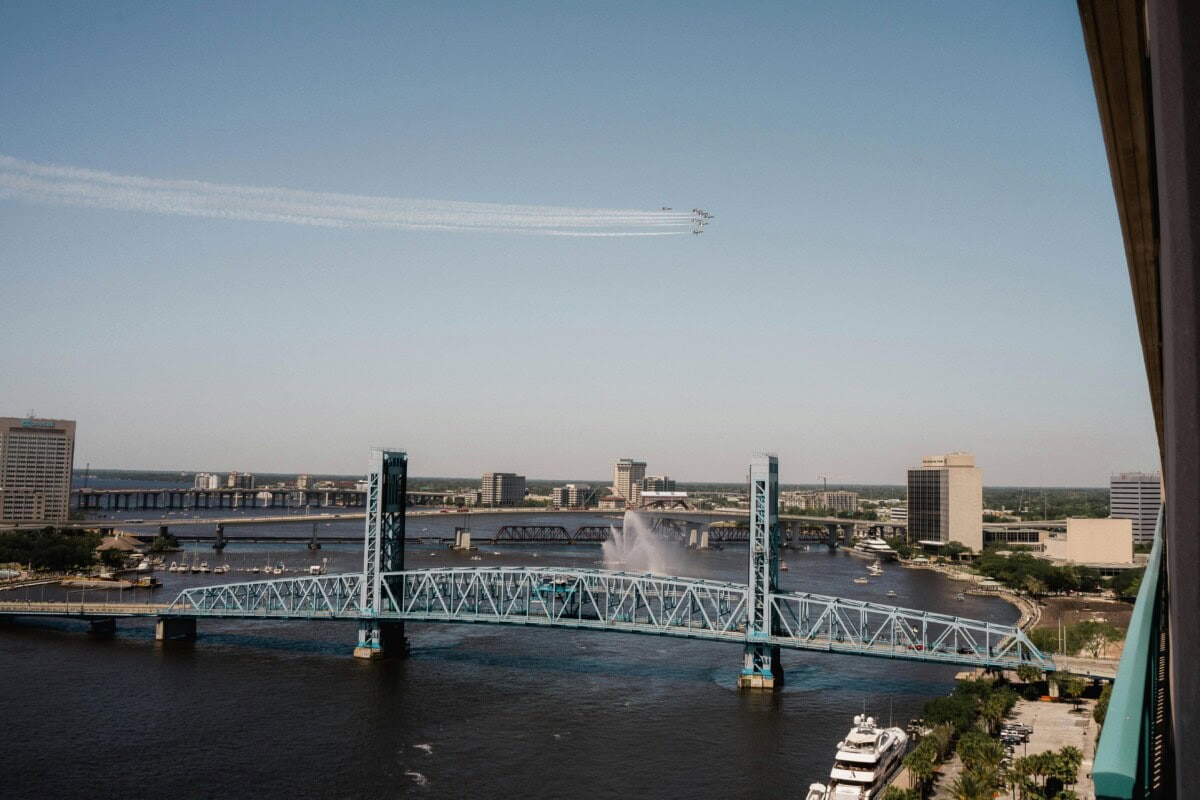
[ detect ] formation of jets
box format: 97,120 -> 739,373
659,206 -> 713,234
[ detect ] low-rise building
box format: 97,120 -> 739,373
598,495 -> 627,510
1043,518 -> 1134,566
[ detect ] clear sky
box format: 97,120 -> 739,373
0,1 -> 1159,486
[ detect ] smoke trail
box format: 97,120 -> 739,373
0,155 -> 705,237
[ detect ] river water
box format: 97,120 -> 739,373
0,511 -> 1015,799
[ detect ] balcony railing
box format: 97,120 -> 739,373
1094,509 -> 1171,799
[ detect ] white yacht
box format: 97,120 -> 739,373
849,538 -> 898,561
814,714 -> 908,800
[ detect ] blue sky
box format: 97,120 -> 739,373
0,1 -> 1158,485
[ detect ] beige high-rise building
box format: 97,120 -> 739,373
907,452 -> 983,551
0,416 -> 76,524
613,458 -> 647,507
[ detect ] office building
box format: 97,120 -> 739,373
906,453 -> 983,551
226,471 -> 255,490
613,458 -> 647,507
296,473 -> 314,490
551,483 -> 594,509
193,472 -> 220,490
1110,472 -> 1162,545
642,475 -> 676,493
481,472 -> 526,506
0,416 -> 76,524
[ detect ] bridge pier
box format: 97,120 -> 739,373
89,618 -> 117,637
155,616 -> 196,641
739,642 -> 784,689
354,619 -> 408,660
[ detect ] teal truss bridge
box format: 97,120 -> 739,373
0,450 -> 1055,686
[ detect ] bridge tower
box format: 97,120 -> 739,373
740,453 -> 783,689
354,448 -> 409,659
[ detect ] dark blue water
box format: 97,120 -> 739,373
0,519 -> 1014,799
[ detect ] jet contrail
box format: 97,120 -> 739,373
0,155 -> 708,237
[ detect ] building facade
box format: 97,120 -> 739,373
194,472 -> 220,490
613,458 -> 647,507
481,472 -> 526,506
906,453 -> 983,551
1110,471 -> 1162,545
551,483 -> 594,509
226,471 -> 255,490
641,475 -> 676,493
0,416 -> 76,524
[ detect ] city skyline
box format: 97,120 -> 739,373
0,2 -> 1159,485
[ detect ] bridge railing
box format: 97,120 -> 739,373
1094,510 -> 1170,799
768,591 -> 1051,669
156,566 -> 1052,672
376,567 -> 749,640
167,573 -> 364,617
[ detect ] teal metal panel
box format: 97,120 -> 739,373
1094,509 -> 1164,799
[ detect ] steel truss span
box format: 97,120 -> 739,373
164,567 -> 1052,670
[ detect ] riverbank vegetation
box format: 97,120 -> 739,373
883,676 -> 1083,800
0,527 -> 101,571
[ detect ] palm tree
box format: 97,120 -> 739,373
949,769 -> 991,800
982,693 -> 1008,735
903,745 -> 937,799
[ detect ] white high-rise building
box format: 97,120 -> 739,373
1110,472 -> 1162,545
907,453 -> 983,551
194,472 -> 220,490
0,416 -> 76,524
613,458 -> 647,507
551,483 -> 594,509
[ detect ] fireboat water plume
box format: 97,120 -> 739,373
600,510 -> 682,575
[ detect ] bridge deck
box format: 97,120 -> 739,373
0,567 -> 1069,673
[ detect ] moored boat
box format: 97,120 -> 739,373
849,538 -> 898,561
821,714 -> 908,799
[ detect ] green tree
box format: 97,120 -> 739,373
1017,663 -> 1044,686
881,789 -> 921,800
1094,683 -> 1113,727
981,693 -> 1010,735
1054,673 -> 1086,710
949,768 -> 993,800
1074,620 -> 1122,659
902,741 -> 938,798
150,532 -> 179,552
943,540 -> 971,562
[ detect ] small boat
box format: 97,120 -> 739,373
956,592 -> 965,601
470,555 -> 482,561
886,590 -> 898,598
198,562 -> 210,574
780,562 -> 790,572
136,559 -> 152,573
168,562 -> 180,573
853,577 -> 869,584
250,565 -> 260,574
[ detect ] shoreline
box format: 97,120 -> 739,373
896,558 -> 1040,630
